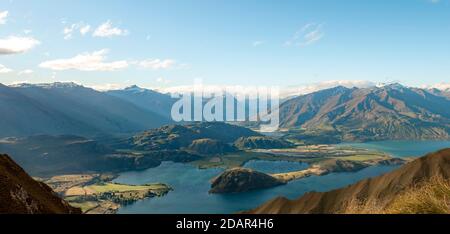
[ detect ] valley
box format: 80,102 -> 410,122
1,82 -> 450,214
2,0 -> 450,218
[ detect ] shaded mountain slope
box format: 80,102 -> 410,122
0,154 -> 81,214
246,148 -> 450,214
106,85 -> 175,118
0,83 -> 170,137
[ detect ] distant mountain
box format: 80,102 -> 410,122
0,83 -> 170,137
106,85 -> 175,118
428,88 -> 450,100
246,148 -> 450,214
187,138 -> 237,155
279,84 -> 450,141
234,136 -> 293,150
0,154 -> 81,214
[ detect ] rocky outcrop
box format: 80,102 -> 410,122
209,168 -> 286,194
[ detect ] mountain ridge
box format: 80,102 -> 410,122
279,84 -> 450,142
106,85 -> 175,118
0,82 -> 171,137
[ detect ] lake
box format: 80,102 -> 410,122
114,140 -> 450,214
338,140 -> 450,157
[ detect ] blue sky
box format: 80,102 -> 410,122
0,0 -> 449,92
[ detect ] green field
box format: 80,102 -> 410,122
87,183 -> 168,193
190,151 -> 299,169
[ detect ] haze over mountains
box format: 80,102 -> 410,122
279,83 -> 450,141
106,85 -> 175,118
0,83 -> 171,137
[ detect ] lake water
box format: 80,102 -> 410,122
115,162 -> 397,214
339,140 -> 450,157
114,140 -> 450,214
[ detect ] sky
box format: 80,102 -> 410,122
0,0 -> 449,93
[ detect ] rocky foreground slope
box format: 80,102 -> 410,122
246,148 -> 450,214
0,154 -> 81,214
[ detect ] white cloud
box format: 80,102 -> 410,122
138,59 -> 176,70
63,24 -> 76,40
0,11 -> 8,25
281,80 -> 376,98
0,36 -> 40,54
23,29 -> 32,34
39,49 -> 129,71
93,21 -> 128,38
159,80 -> 374,100
0,11 -> 9,24
18,69 -> 34,75
285,23 -> 325,47
80,25 -> 91,35
89,83 -> 128,91
422,82 -> 450,91
0,64 -> 13,73
63,22 -> 91,40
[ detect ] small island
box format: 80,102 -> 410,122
209,168 -> 286,194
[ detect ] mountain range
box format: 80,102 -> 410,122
1,82 -> 450,142
279,84 -> 450,142
0,83 -> 171,137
